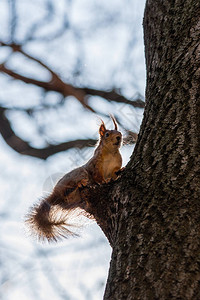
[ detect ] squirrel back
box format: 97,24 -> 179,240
26,117 -> 122,242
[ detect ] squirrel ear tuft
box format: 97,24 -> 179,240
99,120 -> 106,137
110,114 -> 118,130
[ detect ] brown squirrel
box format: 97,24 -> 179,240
26,116 -> 122,242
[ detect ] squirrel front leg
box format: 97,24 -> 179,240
109,167 -> 124,181
114,167 -> 125,177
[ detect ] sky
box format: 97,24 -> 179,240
0,0 -> 146,299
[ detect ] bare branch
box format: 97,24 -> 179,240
0,40 -> 142,159
0,107 -> 96,159
0,63 -> 52,89
82,88 -> 145,108
123,131 -> 138,144
24,1 -> 70,42
9,0 -> 17,41
0,42 -> 145,109
0,105 -> 137,159
0,61 -> 95,112
24,0 -> 55,42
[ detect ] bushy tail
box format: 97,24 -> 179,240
25,191 -> 84,242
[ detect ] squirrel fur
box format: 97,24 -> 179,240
26,116 -> 122,242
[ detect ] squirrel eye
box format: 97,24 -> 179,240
105,132 -> 109,137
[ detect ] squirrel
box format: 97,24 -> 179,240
26,116 -> 122,242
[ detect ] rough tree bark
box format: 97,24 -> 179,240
82,0 -> 200,299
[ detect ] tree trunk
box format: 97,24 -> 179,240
95,0 -> 200,299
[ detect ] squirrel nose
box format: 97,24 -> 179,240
116,136 -> 121,141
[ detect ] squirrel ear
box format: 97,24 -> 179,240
110,114 -> 118,130
99,121 -> 106,137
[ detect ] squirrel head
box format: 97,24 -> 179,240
99,116 -> 122,150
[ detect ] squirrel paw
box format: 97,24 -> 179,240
115,167 -> 125,176
105,178 -> 111,183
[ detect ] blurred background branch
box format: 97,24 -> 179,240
0,0 -> 145,160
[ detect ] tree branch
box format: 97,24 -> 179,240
0,42 -> 145,109
0,105 -> 137,159
80,177 -> 122,247
0,107 -> 96,159
0,41 -> 142,158
82,87 -> 145,108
